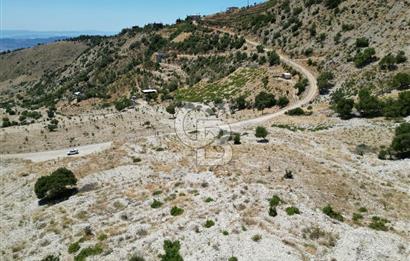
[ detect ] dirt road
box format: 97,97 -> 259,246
0,29 -> 318,162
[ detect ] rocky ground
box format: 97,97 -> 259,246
1,103 -> 409,261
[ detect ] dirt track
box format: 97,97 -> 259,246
0,29 -> 318,162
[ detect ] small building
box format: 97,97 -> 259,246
227,7 -> 239,13
186,15 -> 201,22
155,52 -> 167,63
282,73 -> 292,80
142,89 -> 158,94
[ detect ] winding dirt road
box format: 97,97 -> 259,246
0,29 -> 318,162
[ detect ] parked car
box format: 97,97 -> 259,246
67,149 -> 79,156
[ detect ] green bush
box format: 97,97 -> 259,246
74,244 -> 103,261
228,257 -> 238,261
369,216 -> 390,231
166,104 -> 176,117
352,213 -> 363,222
68,241 -> 81,254
396,51 -> 407,64
41,255 -> 60,261
355,88 -> 382,117
151,199 -> 163,209
354,48 -> 376,68
335,97 -> 354,119
34,168 -> 77,201
255,126 -> 268,141
267,51 -> 280,65
286,207 -> 300,216
295,78 -> 308,95
234,133 -> 241,145
379,54 -> 397,71
355,37 -> 369,48
115,97 -> 132,111
129,254 -> 146,261
317,72 -> 334,94
287,107 -> 305,116
390,72 -> 410,90
254,92 -> 276,111
325,0 -> 343,9
204,220 -> 215,228
170,206 -> 184,216
390,123 -> 410,159
269,195 -> 281,207
160,240 -> 183,261
277,96 -> 289,108
322,204 -> 344,222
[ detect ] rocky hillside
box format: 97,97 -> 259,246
206,0 -> 410,95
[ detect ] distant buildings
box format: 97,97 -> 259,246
227,7 -> 239,13
282,73 -> 292,80
186,15 -> 201,22
155,52 -> 167,63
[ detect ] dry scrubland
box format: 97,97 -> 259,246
1,103 -> 409,260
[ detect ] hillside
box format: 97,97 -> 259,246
206,0 -> 410,95
0,1 -> 410,261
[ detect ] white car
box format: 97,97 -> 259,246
67,149 -> 79,156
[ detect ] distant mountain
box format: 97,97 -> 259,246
0,30 -> 117,51
0,37 -> 69,52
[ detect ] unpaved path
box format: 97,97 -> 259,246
0,28 -> 318,162
0,142 -> 112,162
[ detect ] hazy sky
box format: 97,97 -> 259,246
2,0 -> 264,32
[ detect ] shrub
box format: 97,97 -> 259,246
396,51 -> 407,64
355,88 -> 382,117
379,54 -> 397,70
335,97 -> 354,119
277,96 -> 290,108
2,117 -> 12,128
234,133 -> 241,145
355,37 -> 369,48
74,244 -> 103,261
269,195 -> 281,207
317,72 -> 334,94
252,234 -> 262,242
390,123 -> 410,159
322,204 -> 344,222
352,213 -> 363,222
325,0 -> 343,9
256,45 -> 264,53
160,240 -> 183,261
204,197 -> 214,203
115,97 -> 132,111
41,255 -> 60,261
358,207 -> 368,212
255,126 -> 268,141
390,72 -> 410,90
34,168 -> 77,201
129,254 -> 146,261
228,257 -> 238,261
369,216 -> 390,231
47,124 -> 58,132
68,241 -> 81,254
354,48 -> 377,68
269,206 -> 277,217
286,207 -> 300,216
234,96 -> 247,110
295,78 -> 308,95
222,230 -> 229,236
287,107 -> 305,116
204,220 -> 215,228
267,51 -> 280,65
255,91 -> 276,111
166,104 -> 176,117
151,199 -> 163,209
284,170 -> 294,179
170,206 -> 184,216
